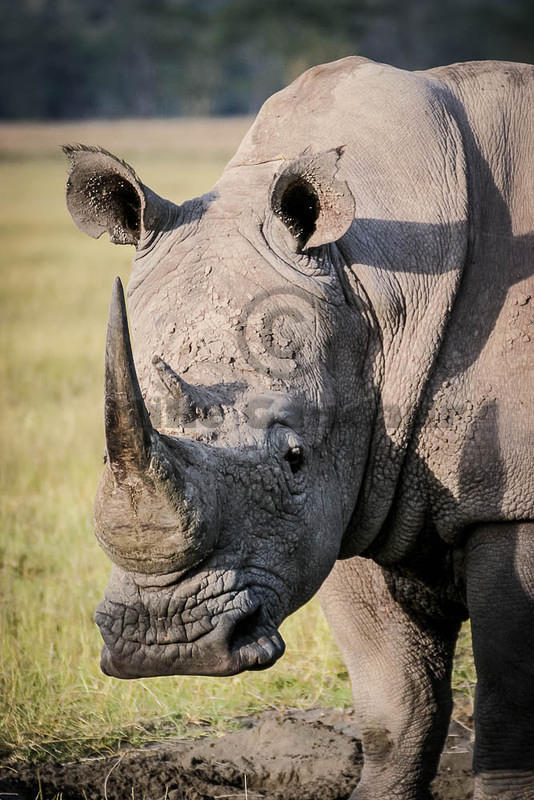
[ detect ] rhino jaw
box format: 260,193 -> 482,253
94,571 -> 286,678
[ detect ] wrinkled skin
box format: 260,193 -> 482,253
65,58 -> 534,799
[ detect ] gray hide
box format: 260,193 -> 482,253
65,57 -> 534,800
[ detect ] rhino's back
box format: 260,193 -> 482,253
228,55 -> 452,168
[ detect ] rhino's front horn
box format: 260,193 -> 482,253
94,278 -> 218,575
105,277 -> 152,478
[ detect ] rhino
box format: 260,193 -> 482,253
64,56 -> 534,800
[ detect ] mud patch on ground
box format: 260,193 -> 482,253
0,709 -> 473,800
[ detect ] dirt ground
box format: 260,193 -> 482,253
0,709 -> 474,800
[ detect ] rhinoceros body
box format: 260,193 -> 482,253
65,57 -> 534,799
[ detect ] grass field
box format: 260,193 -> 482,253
0,118 -> 475,764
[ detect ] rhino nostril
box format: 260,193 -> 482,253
229,605 -> 263,651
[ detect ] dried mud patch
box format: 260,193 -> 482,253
0,710 -> 473,800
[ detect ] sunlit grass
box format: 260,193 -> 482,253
0,120 -> 475,764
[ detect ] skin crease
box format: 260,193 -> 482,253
64,57 -> 534,800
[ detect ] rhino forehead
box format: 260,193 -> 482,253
126,222 -> 344,399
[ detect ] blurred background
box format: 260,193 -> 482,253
2,0 -> 534,121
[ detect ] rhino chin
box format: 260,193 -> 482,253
94,582 -> 286,679
99,630 -> 285,679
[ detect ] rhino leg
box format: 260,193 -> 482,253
466,523 -> 534,800
320,556 -> 460,800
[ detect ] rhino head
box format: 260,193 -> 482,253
64,140 -> 372,678
65,59 -> 468,678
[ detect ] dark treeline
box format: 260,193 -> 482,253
3,0 -> 534,120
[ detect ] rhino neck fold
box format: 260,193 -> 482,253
339,84 -> 470,561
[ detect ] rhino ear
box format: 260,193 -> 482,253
271,148 -> 355,250
63,145 -> 173,246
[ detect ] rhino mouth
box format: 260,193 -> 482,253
94,574 -> 286,679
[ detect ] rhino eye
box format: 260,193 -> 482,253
284,445 -> 304,474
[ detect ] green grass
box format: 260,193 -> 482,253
0,120 -> 475,764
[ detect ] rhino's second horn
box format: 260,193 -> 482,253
152,354 -> 222,424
